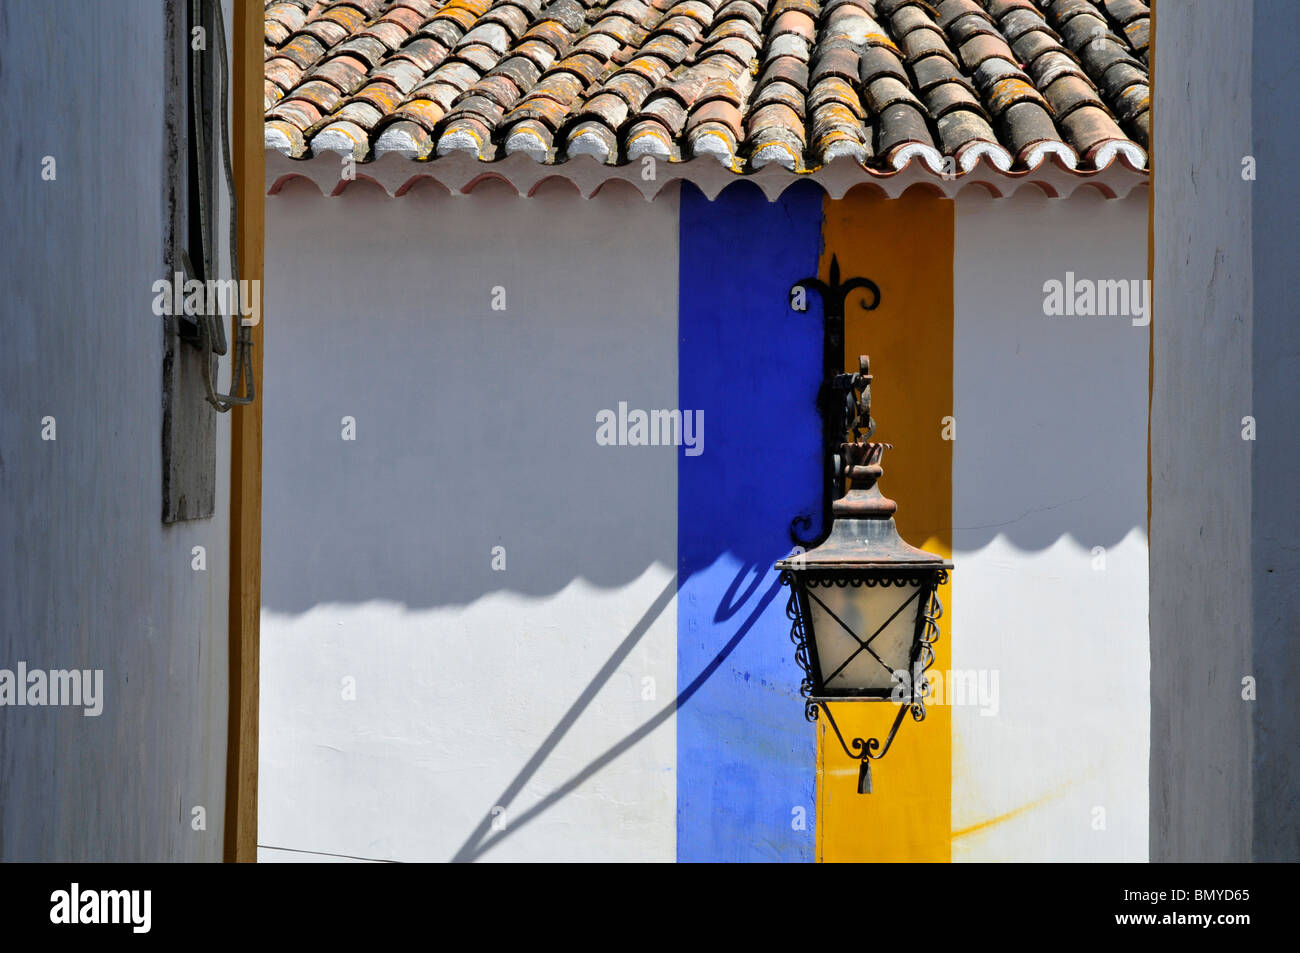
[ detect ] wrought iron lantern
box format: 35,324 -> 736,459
776,355 -> 951,794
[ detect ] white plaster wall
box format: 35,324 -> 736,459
1248,0 -> 1300,862
0,0 -> 232,860
259,178 -> 679,862
952,189 -> 1150,861
1151,0 -> 1255,862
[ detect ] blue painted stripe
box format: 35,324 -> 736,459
676,181 -> 825,861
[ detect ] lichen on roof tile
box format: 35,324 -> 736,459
263,0 -> 1149,177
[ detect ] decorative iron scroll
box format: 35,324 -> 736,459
782,571 -> 815,701
809,575 -> 929,588
789,257 -> 880,549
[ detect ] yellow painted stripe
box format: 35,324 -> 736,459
816,190 -> 954,863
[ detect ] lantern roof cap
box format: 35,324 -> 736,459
776,442 -> 951,573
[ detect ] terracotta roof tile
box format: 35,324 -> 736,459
265,0 -> 1149,176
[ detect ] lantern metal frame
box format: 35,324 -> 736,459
781,565 -> 947,780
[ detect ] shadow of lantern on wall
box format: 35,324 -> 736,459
778,263 -> 952,794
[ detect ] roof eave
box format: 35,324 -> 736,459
265,147 -> 1150,201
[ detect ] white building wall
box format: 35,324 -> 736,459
951,189 -> 1150,861
262,177 -> 1151,862
0,0 -> 232,861
1151,0 -> 1256,862
259,178 -> 679,862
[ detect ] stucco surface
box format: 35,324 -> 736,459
0,0 -> 231,861
1150,0 -> 1255,862
261,171 -> 1157,861
1249,0 -> 1300,863
953,189 -> 1150,861
676,182 -> 822,862
259,178 -> 680,861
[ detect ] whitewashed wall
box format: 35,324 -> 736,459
262,177 -> 1150,862
1151,0 -> 1257,862
259,178 -> 680,862
0,0 -> 232,861
951,189 -> 1150,861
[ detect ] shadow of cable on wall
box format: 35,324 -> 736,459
451,568 -> 785,862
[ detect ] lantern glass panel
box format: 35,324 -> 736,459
806,577 -> 924,695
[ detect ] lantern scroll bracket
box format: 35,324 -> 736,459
789,256 -> 881,550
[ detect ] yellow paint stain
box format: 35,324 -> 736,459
816,188 -> 954,863
952,798 -> 1051,841
951,778 -> 1075,859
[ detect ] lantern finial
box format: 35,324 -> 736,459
831,355 -> 899,520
